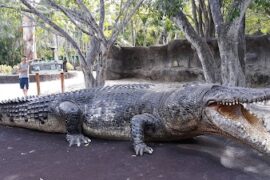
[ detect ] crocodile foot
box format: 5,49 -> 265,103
66,134 -> 91,147
134,143 -> 154,156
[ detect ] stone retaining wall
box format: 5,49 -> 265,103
107,35 -> 270,86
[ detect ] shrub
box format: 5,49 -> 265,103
66,62 -> 74,71
12,65 -> 19,74
0,64 -> 12,74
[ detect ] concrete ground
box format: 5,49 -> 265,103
0,71 -> 270,180
0,126 -> 269,180
0,71 -> 86,101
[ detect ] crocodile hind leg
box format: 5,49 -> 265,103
131,113 -> 159,156
58,101 -> 91,147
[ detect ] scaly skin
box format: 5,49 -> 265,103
1,84 -> 270,156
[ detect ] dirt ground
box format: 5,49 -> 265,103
0,71 -> 269,180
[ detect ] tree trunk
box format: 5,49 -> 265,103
95,51 -> 108,87
22,14 -> 36,60
82,68 -> 96,88
82,36 -> 109,88
198,2 -> 204,37
173,11 -> 220,83
195,40 -> 220,83
82,37 -> 100,88
191,0 -> 199,34
207,1 -> 215,38
143,23 -> 147,46
131,20 -> 136,46
218,32 -> 246,86
238,16 -> 246,75
209,0 -> 251,86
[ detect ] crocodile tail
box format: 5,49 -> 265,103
0,95 -> 49,123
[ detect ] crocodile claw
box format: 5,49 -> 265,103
134,143 -> 153,156
66,134 -> 91,147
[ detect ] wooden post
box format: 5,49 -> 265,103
60,72 -> 64,93
35,73 -> 40,95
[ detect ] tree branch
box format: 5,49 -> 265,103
199,0 -> 209,37
209,0 -> 223,34
0,3 -> 34,13
226,0 -> 252,35
23,12 -> 65,37
191,0 -> 199,34
76,0 -> 107,46
109,0 -> 144,46
99,0 -> 105,31
113,0 -> 133,30
46,0 -> 93,36
172,9 -> 218,83
0,3 -> 64,37
19,0 -> 88,67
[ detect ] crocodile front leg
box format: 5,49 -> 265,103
131,113 -> 159,156
58,101 -> 91,147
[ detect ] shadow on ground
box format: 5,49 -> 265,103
1,126 -> 270,180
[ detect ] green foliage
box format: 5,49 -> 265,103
0,8 -> 23,66
153,0 -> 184,17
35,27 -> 53,59
0,0 -> 269,64
226,7 -> 241,22
254,0 -> 270,10
246,0 -> 270,34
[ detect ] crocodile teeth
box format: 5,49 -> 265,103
262,139 -> 267,146
236,122 -> 244,128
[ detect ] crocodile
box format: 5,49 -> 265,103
1,84 -> 270,156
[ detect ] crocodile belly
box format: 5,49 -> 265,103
83,105 -> 132,140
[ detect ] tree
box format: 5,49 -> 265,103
155,0 -> 252,86
4,0 -> 144,88
22,3 -> 37,61
118,2 -> 182,47
0,6 -> 23,66
209,0 -> 251,86
190,0 -> 215,38
155,0 -> 220,84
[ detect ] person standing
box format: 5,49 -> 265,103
18,57 -> 32,96
63,59 -> 68,72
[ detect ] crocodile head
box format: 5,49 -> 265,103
201,85 -> 270,155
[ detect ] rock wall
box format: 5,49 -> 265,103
107,35 -> 270,86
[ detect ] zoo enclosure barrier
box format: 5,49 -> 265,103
34,72 -> 65,95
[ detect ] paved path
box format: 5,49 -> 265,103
0,71 -> 177,101
0,71 -> 85,101
0,126 -> 268,180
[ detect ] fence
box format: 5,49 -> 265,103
35,72 -> 65,95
